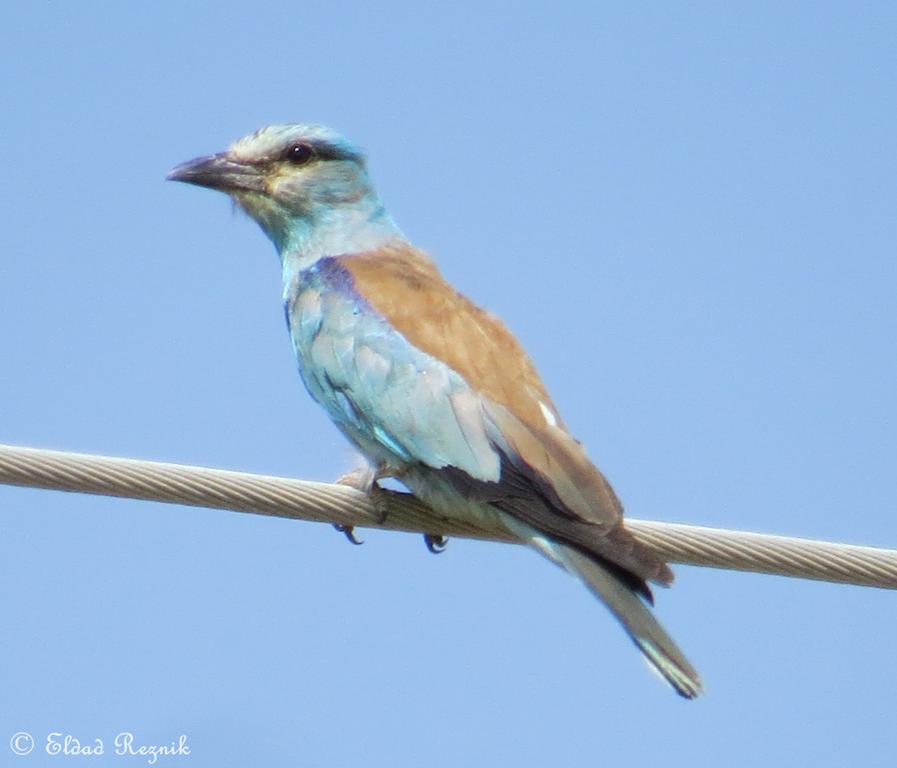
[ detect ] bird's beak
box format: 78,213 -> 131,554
166,152 -> 266,193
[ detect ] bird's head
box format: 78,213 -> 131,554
168,124 -> 393,256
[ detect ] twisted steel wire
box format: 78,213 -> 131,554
1,443 -> 895,589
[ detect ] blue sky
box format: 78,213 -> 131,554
2,2 -> 896,766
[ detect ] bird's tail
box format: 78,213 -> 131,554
501,516 -> 702,699
559,543 -> 702,698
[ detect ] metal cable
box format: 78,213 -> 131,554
1,442 -> 895,589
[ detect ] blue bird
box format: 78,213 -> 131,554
168,124 -> 702,698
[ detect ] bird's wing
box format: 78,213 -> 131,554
337,244 -> 568,433
290,243 -> 671,585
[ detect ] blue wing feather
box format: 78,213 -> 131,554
284,263 -> 501,481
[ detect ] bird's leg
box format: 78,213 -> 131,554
333,461 -> 397,543
334,463 -> 381,493
334,464 -> 447,553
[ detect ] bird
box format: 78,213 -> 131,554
167,123 -> 702,698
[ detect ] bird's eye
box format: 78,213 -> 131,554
285,143 -> 314,165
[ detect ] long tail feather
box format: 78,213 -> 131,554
502,515 -> 702,698
560,544 -> 702,698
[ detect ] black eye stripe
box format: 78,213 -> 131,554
310,144 -> 353,162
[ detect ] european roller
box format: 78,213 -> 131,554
168,124 -> 702,698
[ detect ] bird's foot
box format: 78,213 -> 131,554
333,463 -> 397,542
424,533 -> 448,554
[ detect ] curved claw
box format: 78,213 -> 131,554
424,533 -> 448,554
333,523 -> 364,545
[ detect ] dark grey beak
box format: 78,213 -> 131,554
166,152 -> 266,193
